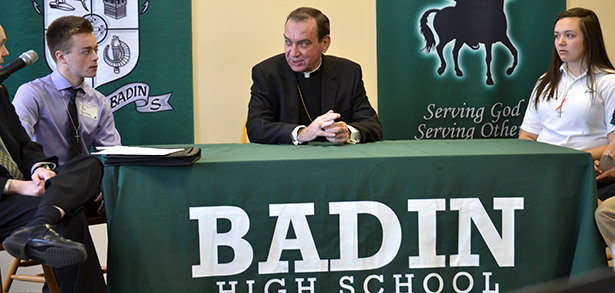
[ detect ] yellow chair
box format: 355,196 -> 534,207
241,118 -> 248,143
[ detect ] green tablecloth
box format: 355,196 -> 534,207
101,139 -> 606,292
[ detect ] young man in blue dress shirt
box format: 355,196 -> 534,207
12,16 -> 121,166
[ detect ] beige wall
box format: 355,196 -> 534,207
192,0 -> 615,144
567,0 -> 615,62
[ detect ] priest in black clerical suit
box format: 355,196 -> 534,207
247,7 -> 382,145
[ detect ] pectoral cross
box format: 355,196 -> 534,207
555,92 -> 568,118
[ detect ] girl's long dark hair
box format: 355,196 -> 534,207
533,7 -> 614,108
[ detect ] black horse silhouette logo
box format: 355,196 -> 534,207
420,0 -> 518,85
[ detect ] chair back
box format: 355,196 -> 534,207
241,118 -> 248,143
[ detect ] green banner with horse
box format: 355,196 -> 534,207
377,0 -> 566,140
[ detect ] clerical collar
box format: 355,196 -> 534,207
302,58 -> 322,78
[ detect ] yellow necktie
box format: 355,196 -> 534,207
0,148 -> 24,180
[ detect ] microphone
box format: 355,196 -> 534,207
0,50 -> 38,84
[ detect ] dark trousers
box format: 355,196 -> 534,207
0,155 -> 107,293
598,181 -> 615,201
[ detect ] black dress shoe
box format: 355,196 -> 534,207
2,224 -> 87,268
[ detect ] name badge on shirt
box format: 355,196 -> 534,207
79,103 -> 99,120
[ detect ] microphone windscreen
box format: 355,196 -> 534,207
20,50 -> 38,66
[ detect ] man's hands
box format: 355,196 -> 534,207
7,167 -> 56,197
596,151 -> 615,182
94,192 -> 106,215
297,110 -> 349,144
32,167 -> 56,185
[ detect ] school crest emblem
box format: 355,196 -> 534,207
36,0 -> 143,88
34,0 -> 172,113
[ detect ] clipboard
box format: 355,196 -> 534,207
101,146 -> 201,166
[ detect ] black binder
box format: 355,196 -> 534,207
102,147 -> 201,166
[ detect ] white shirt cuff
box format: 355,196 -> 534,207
31,162 -> 56,174
3,179 -> 11,195
291,125 -> 306,145
347,125 -> 361,144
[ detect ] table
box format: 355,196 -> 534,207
101,139 -> 607,292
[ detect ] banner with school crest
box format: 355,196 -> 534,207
0,0 -> 193,145
377,0 -> 566,140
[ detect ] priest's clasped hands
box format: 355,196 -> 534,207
296,110 -> 350,144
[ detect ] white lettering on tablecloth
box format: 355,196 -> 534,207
190,197 -> 524,280
213,272 -> 500,293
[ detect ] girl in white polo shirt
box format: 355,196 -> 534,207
520,8 -> 615,163
521,7 -> 615,253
